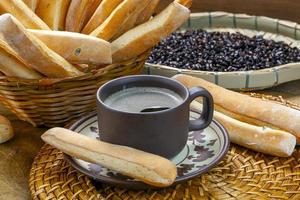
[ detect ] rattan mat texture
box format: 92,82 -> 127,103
30,94 -> 300,200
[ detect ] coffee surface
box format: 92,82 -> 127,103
103,87 -> 183,113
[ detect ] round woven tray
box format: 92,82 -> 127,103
29,94 -> 300,200
144,12 -> 300,90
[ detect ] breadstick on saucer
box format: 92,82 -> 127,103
42,127 -> 177,187
36,0 -> 71,31
0,115 -> 14,144
0,14 -> 83,78
134,0 -> 160,26
28,29 -> 112,65
0,0 -> 50,30
22,0 -> 39,11
89,0 -> 151,41
174,74 -> 300,144
111,1 -> 190,62
191,101 -> 296,157
66,0 -> 102,32
82,0 -> 124,34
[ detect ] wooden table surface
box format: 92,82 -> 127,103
1,1 -> 300,200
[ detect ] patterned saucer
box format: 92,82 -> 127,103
65,111 -> 229,190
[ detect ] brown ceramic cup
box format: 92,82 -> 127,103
96,75 -> 214,158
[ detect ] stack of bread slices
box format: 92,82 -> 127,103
0,0 -> 191,79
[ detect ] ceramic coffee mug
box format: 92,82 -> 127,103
97,75 -> 214,158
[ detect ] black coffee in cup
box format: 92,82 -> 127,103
103,87 -> 183,113
97,75 -> 214,158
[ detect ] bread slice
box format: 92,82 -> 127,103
89,0 -> 151,41
191,101 -> 296,157
66,0 -> 102,32
174,74 -> 300,144
176,0 -> 193,8
82,0 -> 123,34
111,2 -> 190,62
29,29 -> 112,65
111,0 -> 152,41
0,45 -> 43,79
0,38 -> 42,79
134,0 -> 160,26
42,127 -> 177,187
0,115 -> 14,144
0,0 -> 50,30
36,0 -> 71,31
22,0 -> 39,11
0,14 -> 83,78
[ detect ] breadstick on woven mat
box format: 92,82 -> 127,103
111,1 -> 190,62
0,0 -> 50,30
190,101 -> 296,157
42,127 -> 177,187
22,0 -> 39,11
0,14 -> 83,78
66,0 -> 102,32
36,0 -> 71,31
28,29 -> 112,65
89,0 -> 152,41
173,74 -> 300,144
0,115 -> 14,144
82,0 -> 124,34
175,0 -> 193,8
134,0 -> 160,26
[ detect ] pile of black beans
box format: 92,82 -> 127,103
148,30 -> 300,72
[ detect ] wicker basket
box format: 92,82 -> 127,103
0,51 -> 149,127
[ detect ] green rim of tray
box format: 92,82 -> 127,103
144,12 -> 300,90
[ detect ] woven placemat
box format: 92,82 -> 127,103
29,94 -> 300,200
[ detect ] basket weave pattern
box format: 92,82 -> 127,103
29,94 -> 300,200
0,51 -> 149,127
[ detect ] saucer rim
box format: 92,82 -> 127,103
64,111 -> 230,189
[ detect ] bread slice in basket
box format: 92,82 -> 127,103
0,14 -> 83,78
0,0 -> 50,30
111,1 -> 190,62
36,0 -> 71,31
28,29 -> 112,65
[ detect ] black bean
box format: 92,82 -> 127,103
147,29 -> 300,72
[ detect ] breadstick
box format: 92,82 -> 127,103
0,14 -> 83,78
0,0 -> 50,30
111,1 -> 190,62
0,115 -> 14,144
36,0 -> 71,31
28,29 -> 112,65
190,101 -> 296,157
66,0 -> 102,32
82,0 -> 123,34
173,74 -> 300,144
22,0 -> 39,11
89,0 -> 151,41
42,127 -> 177,187
134,0 -> 160,26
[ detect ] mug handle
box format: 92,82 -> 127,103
188,87 -> 214,131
